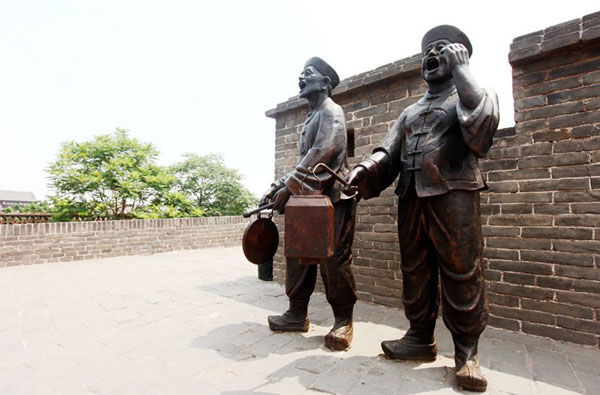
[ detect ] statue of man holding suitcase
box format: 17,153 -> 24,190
260,57 -> 357,351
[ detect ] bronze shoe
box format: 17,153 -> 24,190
455,356 -> 487,392
381,334 -> 437,362
267,311 -> 309,332
325,321 -> 353,351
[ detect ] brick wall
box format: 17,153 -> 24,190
484,13 -> 600,346
266,13 -> 600,347
0,216 -> 249,267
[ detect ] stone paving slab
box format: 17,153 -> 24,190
0,247 -> 598,394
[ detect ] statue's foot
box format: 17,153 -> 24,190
267,311 -> 309,332
381,335 -> 437,362
325,321 -> 353,351
455,356 -> 487,392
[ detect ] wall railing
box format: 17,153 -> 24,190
0,213 -> 52,224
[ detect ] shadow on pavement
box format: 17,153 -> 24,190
195,269 -> 598,394
221,354 -> 454,395
195,276 -> 406,327
191,321 -> 331,361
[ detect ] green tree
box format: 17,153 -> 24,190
171,153 -> 256,216
2,200 -> 52,214
47,129 -> 175,221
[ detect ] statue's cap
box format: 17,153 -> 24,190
421,25 -> 473,57
304,57 -> 340,89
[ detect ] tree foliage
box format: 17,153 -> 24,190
1,201 -> 52,214
171,153 -> 257,216
48,129 -> 177,220
44,129 -> 256,221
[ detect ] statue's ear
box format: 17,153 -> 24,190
321,76 -> 331,90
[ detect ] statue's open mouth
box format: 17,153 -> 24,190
299,80 -> 307,90
426,58 -> 439,71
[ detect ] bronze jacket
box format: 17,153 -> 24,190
273,97 -> 350,203
359,86 -> 499,199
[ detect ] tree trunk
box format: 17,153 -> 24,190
120,198 -> 126,219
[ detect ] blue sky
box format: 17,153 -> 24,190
1,1 -> 598,200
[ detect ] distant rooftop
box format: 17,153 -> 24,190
0,190 -> 37,202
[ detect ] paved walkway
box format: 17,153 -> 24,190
0,247 -> 598,395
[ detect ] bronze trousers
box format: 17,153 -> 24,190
398,188 -> 488,338
285,198 -> 357,315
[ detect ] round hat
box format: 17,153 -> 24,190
421,25 -> 473,57
304,57 -> 340,89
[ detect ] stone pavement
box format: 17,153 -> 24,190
0,247 -> 598,395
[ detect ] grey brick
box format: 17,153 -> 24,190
488,168 -> 550,182
519,178 -> 589,192
583,70 -> 600,85
555,214 -> 600,227
542,32 -> 581,53
489,214 -> 553,226
555,190 -> 600,203
484,248 -> 520,260
572,202 -> 600,214
487,237 -> 550,251
547,84 -> 600,105
522,299 -> 594,320
553,239 -> 600,254
504,272 -> 536,286
555,265 -> 600,281
489,292 -> 521,307
549,109 -> 600,129
533,203 -> 570,214
520,152 -> 589,169
548,58 -> 600,81
521,227 -> 593,240
514,76 -> 582,101
556,316 -> 600,335
523,322 -> 597,346
491,304 -> 555,325
521,249 -> 594,266
556,290 -> 600,308
489,281 -> 554,300
488,259 -> 553,275
515,96 -> 546,111
516,118 -> 548,133
488,315 -> 521,331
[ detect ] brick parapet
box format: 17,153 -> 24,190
478,13 -> 600,347
509,12 -> 600,66
0,216 -> 249,266
265,54 -> 422,119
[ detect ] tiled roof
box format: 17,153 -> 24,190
0,190 -> 37,202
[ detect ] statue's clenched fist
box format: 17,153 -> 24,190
440,43 -> 470,72
259,185 -> 278,207
272,186 -> 292,214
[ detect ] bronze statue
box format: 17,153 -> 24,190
260,57 -> 357,351
347,25 -> 499,391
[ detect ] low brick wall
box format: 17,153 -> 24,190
0,216 -> 249,267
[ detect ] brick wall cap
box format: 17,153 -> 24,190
266,53 -> 422,119
509,13 -> 600,66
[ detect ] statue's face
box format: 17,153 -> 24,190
422,39 -> 452,84
298,66 -> 328,98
